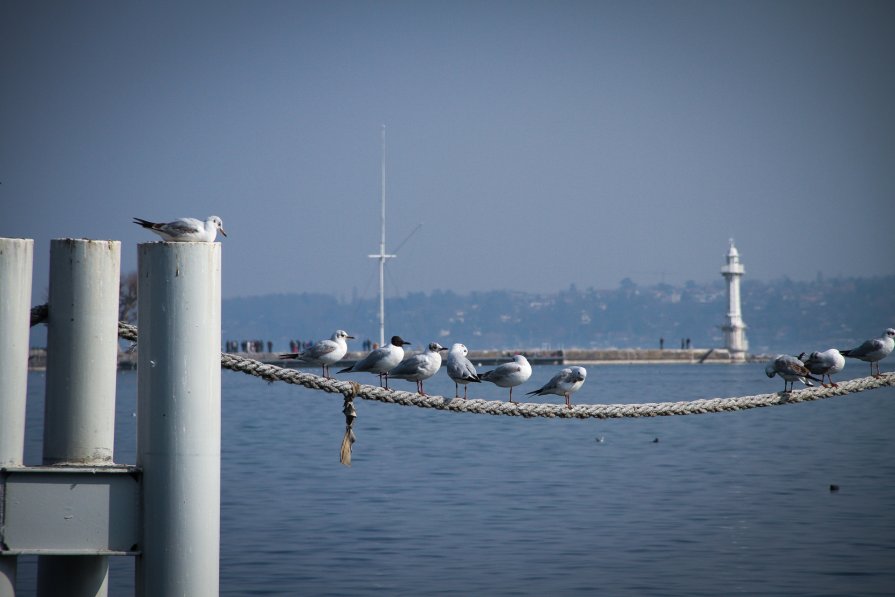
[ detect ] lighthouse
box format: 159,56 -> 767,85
720,239 -> 748,361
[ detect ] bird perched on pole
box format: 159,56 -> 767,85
480,354 -> 532,402
526,366 -> 587,408
133,215 -> 227,242
446,343 -> 481,399
337,335 -> 410,389
765,354 -> 822,393
839,328 -> 894,378
280,330 -> 353,378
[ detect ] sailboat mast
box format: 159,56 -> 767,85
378,125 -> 386,347
369,124 -> 395,347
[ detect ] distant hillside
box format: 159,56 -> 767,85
221,275 -> 895,356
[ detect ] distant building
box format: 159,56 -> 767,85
720,239 -> 748,361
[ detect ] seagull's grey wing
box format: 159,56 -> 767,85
304,340 -> 338,360
848,338 -> 884,358
163,218 -> 203,234
390,355 -> 424,377
352,347 -> 387,371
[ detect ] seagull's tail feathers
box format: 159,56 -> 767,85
279,353 -> 300,360
838,349 -> 853,358
133,217 -> 157,229
336,365 -> 353,374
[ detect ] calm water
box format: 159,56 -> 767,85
14,364 -> 895,596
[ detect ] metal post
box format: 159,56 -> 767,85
0,238 -> 33,597
37,239 -> 121,597
136,242 -> 221,597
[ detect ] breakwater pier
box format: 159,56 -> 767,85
113,347 -> 748,371
26,347 -> 755,371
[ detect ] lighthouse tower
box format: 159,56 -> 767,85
720,239 -> 748,361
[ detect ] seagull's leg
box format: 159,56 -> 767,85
565,392 -> 571,409
508,387 -> 515,403
454,382 -> 459,399
463,385 -> 468,399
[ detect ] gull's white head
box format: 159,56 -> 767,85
208,215 -> 227,237
885,328 -> 895,338
450,343 -> 468,356
333,330 -> 354,341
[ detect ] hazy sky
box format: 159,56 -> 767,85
2,1 -> 893,300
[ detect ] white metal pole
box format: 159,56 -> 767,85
0,238 -> 33,597
37,239 -> 121,597
136,242 -> 221,597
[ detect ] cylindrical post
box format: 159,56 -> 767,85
38,239 -> 121,597
0,238 -> 34,597
136,242 -> 221,597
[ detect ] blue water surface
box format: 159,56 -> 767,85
14,363 -> 895,596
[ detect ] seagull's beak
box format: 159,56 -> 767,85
219,226 -> 228,237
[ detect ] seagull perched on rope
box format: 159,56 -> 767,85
526,366 -> 587,408
446,343 -> 481,399
133,215 -> 227,242
480,354 -> 532,403
800,349 -> 846,387
280,330 -> 353,378
765,354 -> 822,393
337,335 -> 411,389
839,328 -> 895,378
388,342 -> 447,395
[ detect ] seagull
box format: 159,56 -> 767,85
337,335 -> 411,389
765,354 -> 822,393
133,216 -> 227,242
388,342 -> 446,395
446,343 -> 481,399
480,354 -> 532,402
280,330 -> 353,378
839,328 -> 895,378
801,349 -> 846,387
526,366 -> 587,408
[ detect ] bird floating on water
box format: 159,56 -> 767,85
133,215 -> 227,242
388,342 -> 446,396
765,354 -> 822,393
480,354 -> 532,402
525,366 -> 587,408
801,348 -> 846,387
446,343 -> 481,399
280,330 -> 353,378
337,335 -> 410,389
839,328 -> 894,378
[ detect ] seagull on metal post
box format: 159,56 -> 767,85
133,215 -> 227,242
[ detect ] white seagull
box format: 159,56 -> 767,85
765,354 -> 822,393
801,349 -> 846,387
446,343 -> 481,399
526,366 -> 587,408
388,342 -> 446,395
480,354 -> 532,403
337,335 -> 411,389
280,330 -> 354,378
839,328 -> 895,378
133,215 -> 227,242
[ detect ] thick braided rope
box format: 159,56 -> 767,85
116,320 -> 894,419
